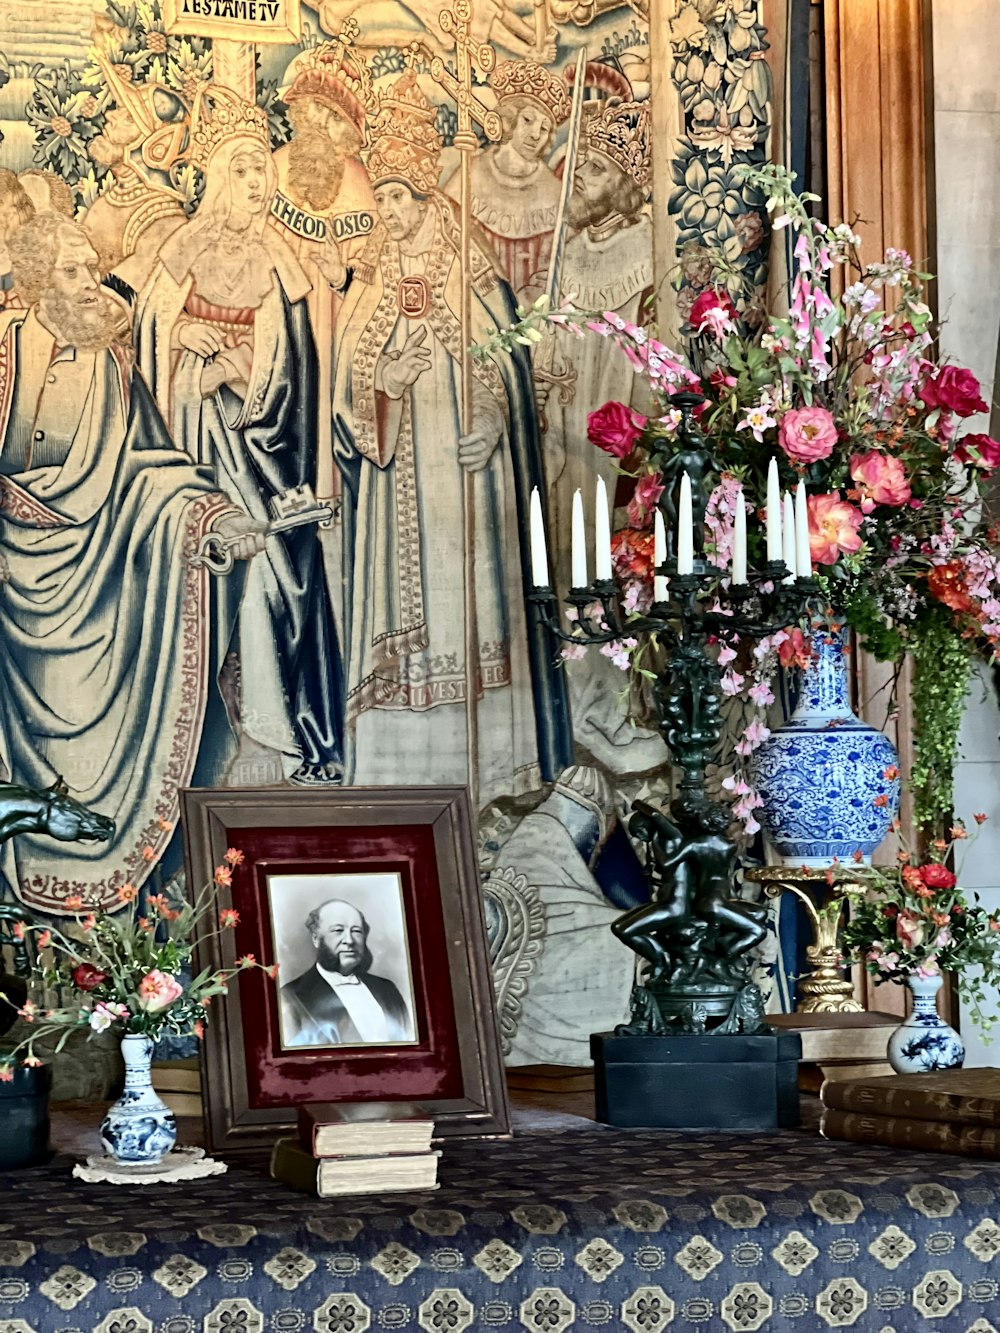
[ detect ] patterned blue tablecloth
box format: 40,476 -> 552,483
1,1110 -> 999,1333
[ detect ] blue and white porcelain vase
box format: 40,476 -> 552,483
751,624 -> 901,867
887,973 -> 965,1073
100,1033 -> 177,1165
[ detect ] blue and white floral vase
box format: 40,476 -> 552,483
100,1033 -> 177,1165
751,623 -> 901,867
887,973 -> 965,1073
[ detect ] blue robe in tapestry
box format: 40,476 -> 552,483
0,307 -> 242,912
134,229 -> 344,778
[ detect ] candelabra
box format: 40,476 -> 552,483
530,394 -> 818,1035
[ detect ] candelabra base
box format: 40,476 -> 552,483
590,1030 -> 802,1130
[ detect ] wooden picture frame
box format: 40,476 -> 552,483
181,785 -> 510,1152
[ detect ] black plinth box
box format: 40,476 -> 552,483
591,1029 -> 802,1130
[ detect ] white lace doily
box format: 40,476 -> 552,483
72,1145 -> 228,1185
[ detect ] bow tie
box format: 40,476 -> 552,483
329,973 -> 360,987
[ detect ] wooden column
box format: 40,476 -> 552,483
823,0 -> 935,1017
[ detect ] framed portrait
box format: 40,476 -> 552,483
181,786 -> 510,1151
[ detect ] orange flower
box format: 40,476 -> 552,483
18,1001 -> 37,1023
902,866 -> 923,890
81,914 -> 96,932
873,794 -> 889,808
851,849 -> 864,864
950,824 -> 968,840
896,851 -> 911,864
927,561 -> 972,613
201,996 -> 213,1007
932,838 -> 948,851
193,1020 -> 204,1040
64,895 -> 84,910
214,865 -> 233,888
137,917 -> 151,930
266,963 -> 279,980
22,1055 -> 42,1068
36,929 -> 51,949
117,882 -> 138,903
974,812 -> 988,824
238,954 -> 256,967
915,885 -> 935,899
0,1066 -> 13,1083
219,908 -> 239,928
883,766 -> 899,781
141,846 -> 157,863
807,492 -> 864,565
11,922 -> 24,941
932,911 -> 951,927
224,848 -> 245,866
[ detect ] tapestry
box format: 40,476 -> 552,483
0,0 -> 775,1062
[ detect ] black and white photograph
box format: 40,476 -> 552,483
268,872 -> 418,1049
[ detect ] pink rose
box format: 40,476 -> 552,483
807,493 -> 864,565
916,958 -> 940,979
688,288 -> 738,338
587,402 -> 646,459
136,969 -> 184,1014
955,433 -> 1000,472
895,908 -> 926,951
849,452 -> 912,511
778,407 -> 838,464
626,474 -> 665,529
920,365 -> 988,418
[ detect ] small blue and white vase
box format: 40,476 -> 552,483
887,973 -> 965,1073
100,1033 -> 177,1165
751,623 -> 901,867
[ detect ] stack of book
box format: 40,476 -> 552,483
151,1057 -> 202,1118
270,1102 -> 439,1198
769,1011 -> 898,1089
820,1068 -> 1000,1157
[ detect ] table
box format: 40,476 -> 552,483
2,1096 -> 999,1332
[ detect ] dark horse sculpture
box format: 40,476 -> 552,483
0,777 -> 115,848
0,778 -> 115,1035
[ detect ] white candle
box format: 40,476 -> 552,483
795,481 -> 811,578
781,491 -> 796,584
654,508 -> 669,603
766,458 -> 782,562
677,473 -> 694,575
571,488 -> 588,588
529,487 -> 548,587
595,476 -> 613,581
732,488 -> 747,585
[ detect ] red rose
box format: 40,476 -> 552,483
71,962 -> 108,992
587,401 -> 646,459
954,433 -> 1000,473
918,863 -> 956,891
920,366 -> 988,418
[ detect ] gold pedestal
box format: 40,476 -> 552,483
743,866 -> 865,1014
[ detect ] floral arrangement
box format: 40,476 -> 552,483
839,818 -> 1000,1031
0,848 -> 271,1079
478,163 -> 1000,831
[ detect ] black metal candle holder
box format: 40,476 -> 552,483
532,395 -> 818,1033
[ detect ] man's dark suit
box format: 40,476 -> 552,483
280,965 -> 411,1045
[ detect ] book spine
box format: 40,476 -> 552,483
270,1140 -> 320,1193
821,1082 -> 1000,1127
821,1109 -> 1000,1158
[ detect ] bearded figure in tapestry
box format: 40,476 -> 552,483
0,215 -> 266,912
134,89 -> 345,788
332,71 -> 571,805
270,30 -> 376,509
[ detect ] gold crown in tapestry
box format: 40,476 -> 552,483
281,21 -> 373,138
190,86 -> 270,172
490,60 -> 571,124
366,71 -> 442,195
586,98 -> 651,191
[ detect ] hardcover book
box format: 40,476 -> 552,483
271,1137 -> 440,1197
820,1107 -> 1000,1159
821,1067 -> 1000,1127
298,1102 -> 435,1157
